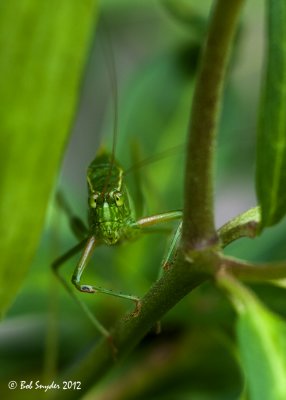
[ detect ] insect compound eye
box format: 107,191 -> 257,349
89,193 -> 98,208
114,191 -> 123,207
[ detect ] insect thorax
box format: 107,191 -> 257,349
87,152 -> 137,245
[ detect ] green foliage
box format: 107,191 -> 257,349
219,275 -> 286,400
1,1 -> 286,400
0,1 -> 98,316
256,0 -> 286,229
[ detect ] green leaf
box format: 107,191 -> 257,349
256,0 -> 286,229
0,1 -> 98,316
218,274 -> 286,400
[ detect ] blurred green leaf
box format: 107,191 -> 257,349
218,274 -> 286,400
162,0 -> 206,37
256,0 -> 286,229
0,1 -> 98,317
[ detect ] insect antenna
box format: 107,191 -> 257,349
123,122 -> 255,177
99,18 -> 119,196
124,143 -> 186,176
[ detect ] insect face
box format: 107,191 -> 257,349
88,190 -> 124,210
88,188 -> 132,245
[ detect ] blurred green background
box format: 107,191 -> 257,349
1,1 -> 286,399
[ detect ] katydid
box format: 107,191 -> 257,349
52,150 -> 182,340
52,28 -> 182,342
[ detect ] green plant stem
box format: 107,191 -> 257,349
218,207 -> 261,247
215,255 -> 286,282
93,338 -> 183,400
50,257 -> 208,400
183,0 -> 244,250
51,2 -> 246,396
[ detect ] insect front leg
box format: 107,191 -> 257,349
135,210 -> 182,275
72,236 -> 141,317
154,220 -> 182,335
134,211 -> 183,332
52,239 -> 111,340
160,221 -> 183,273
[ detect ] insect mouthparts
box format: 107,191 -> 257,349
104,233 -> 119,245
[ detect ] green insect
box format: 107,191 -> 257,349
52,31 -> 182,342
52,149 -> 182,340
